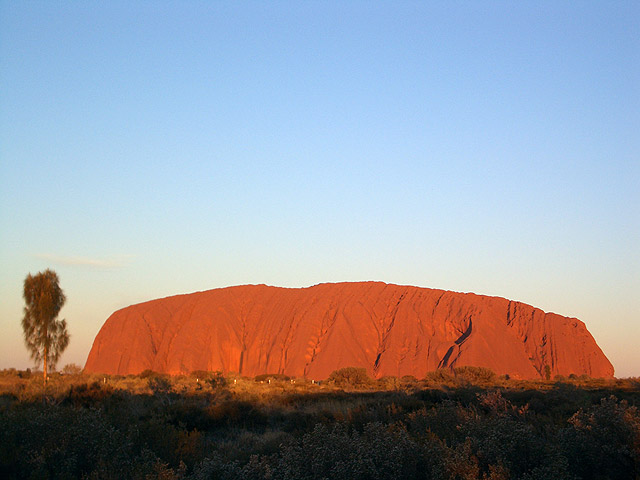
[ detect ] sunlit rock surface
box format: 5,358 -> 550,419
85,282 -> 614,379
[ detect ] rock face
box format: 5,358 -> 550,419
84,282 -> 614,379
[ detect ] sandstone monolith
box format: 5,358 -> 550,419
84,282 -> 614,379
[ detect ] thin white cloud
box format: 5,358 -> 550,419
34,253 -> 135,269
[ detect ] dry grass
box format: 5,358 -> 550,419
1,367 -> 636,406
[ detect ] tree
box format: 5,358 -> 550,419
22,269 -> 70,384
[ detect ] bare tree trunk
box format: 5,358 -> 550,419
43,345 -> 47,385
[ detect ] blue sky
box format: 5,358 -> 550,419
1,2 -> 638,376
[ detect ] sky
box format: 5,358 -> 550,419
1,2 -> 638,377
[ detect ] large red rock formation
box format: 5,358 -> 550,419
84,282 -> 614,379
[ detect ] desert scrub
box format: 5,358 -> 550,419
1,369 -> 639,479
327,367 -> 373,389
0,403 -> 158,479
453,366 -> 497,385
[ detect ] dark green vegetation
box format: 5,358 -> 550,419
1,367 -> 638,479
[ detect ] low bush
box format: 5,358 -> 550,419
453,366 -> 497,384
206,371 -> 227,389
424,368 -> 455,384
148,375 -> 172,395
561,395 -> 640,479
327,367 -> 372,389
61,363 -> 83,375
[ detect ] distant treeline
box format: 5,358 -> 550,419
0,367 -> 638,479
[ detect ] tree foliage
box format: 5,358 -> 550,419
22,269 -> 69,382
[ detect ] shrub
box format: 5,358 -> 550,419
206,371 -> 227,389
327,367 -> 372,389
148,376 -> 172,395
477,390 -> 511,415
65,381 -> 114,406
0,404 -> 159,478
206,400 -> 268,429
424,369 -> 455,384
400,375 -> 418,384
376,376 -> 399,390
62,363 -> 83,375
250,422 -> 429,480
139,369 -> 157,378
562,395 -> 640,479
459,411 -> 555,477
453,366 -> 497,384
